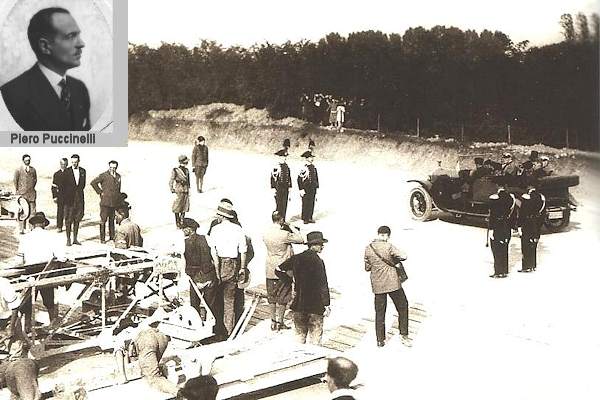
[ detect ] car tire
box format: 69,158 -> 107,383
543,208 -> 570,232
409,187 -> 433,221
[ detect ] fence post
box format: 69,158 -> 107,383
507,124 -> 511,145
460,123 -> 465,142
377,113 -> 381,132
565,128 -> 569,149
416,118 -> 420,138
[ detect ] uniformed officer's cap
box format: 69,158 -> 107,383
274,149 -> 288,157
178,155 -> 189,163
301,151 -> 314,158
529,150 -> 539,161
502,152 -> 512,158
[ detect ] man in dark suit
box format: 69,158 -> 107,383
488,187 -> 516,278
297,151 -> 319,224
325,357 -> 358,400
63,154 -> 86,246
518,187 -> 546,272
51,157 -> 68,232
271,149 -> 292,219
0,7 -> 90,131
91,160 -> 122,243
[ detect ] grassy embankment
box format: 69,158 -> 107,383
129,103 -> 599,198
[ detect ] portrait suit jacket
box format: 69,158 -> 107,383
13,166 -> 37,202
0,64 -> 91,131
90,171 -> 122,207
62,166 -> 86,208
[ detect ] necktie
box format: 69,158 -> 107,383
59,79 -> 71,111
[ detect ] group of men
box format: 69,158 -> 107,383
271,139 -> 320,224
470,151 -> 552,180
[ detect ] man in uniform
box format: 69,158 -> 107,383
297,151 -> 319,224
51,158 -> 68,232
518,187 -> 546,272
501,153 -> 518,176
91,160 -> 122,243
275,231 -> 331,344
271,149 -> 292,219
488,188 -> 516,278
191,136 -> 209,193
14,154 -> 37,234
169,155 -> 191,227
263,211 -> 304,331
63,154 -> 86,246
181,218 -> 218,325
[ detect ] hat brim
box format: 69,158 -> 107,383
216,210 -> 234,219
307,238 -> 328,245
29,217 -> 50,227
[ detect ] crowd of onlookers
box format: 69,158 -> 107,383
299,93 -> 374,131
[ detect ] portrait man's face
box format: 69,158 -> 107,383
43,12 -> 85,70
59,159 -> 67,169
71,157 -> 80,168
23,156 -> 31,166
108,163 -> 118,174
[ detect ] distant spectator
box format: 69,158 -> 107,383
336,101 -> 346,132
325,357 -> 358,400
328,97 -> 338,128
177,375 -> 218,400
192,136 -> 209,193
169,155 -> 191,227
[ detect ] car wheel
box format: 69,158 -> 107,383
409,187 -> 433,221
17,196 -> 30,222
543,208 -> 570,232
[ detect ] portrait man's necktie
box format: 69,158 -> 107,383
59,79 -> 71,111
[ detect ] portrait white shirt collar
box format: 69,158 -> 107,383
330,388 -> 356,399
72,167 -> 80,185
38,62 -> 67,98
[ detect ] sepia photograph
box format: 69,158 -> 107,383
0,0 -> 113,132
1,0 -> 599,399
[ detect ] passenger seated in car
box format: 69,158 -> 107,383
470,157 -> 488,180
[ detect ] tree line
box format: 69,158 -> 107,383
128,12 -> 599,150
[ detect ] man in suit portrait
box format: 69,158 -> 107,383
0,7 -> 90,131
63,154 -> 86,246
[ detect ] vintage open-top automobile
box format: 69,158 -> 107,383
408,155 -> 579,232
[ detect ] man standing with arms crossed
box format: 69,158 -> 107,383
209,204 -> 247,338
14,154 -> 37,235
51,158 -> 68,232
91,160 -> 122,243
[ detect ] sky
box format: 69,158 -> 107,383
128,0 -> 599,48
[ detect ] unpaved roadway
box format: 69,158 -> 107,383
1,141 -> 599,399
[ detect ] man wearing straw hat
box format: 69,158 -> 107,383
208,203 -> 247,338
169,155 -> 191,228
17,212 -> 65,328
275,231 -> 331,344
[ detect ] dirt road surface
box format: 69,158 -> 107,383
1,141 -> 599,399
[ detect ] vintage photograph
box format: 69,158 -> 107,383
0,0 -> 113,132
1,0 -> 599,399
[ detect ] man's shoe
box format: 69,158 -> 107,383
400,335 -> 412,347
377,341 -> 385,347
308,219 -> 316,224
489,274 -> 499,278
66,240 -> 72,247
271,320 -> 278,331
277,322 -> 291,331
100,239 -> 106,244
58,227 -> 63,233
498,274 -> 508,278
73,240 -> 82,245
518,268 -> 531,273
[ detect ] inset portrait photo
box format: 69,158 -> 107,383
0,0 -> 113,132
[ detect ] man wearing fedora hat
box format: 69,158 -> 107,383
297,151 -> 319,224
275,231 -> 330,344
208,204 -> 248,338
169,155 -> 191,228
271,149 -> 292,219
17,212 -> 64,328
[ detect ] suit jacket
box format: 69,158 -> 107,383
51,169 -> 68,201
262,224 -> 303,279
62,167 -> 86,207
90,171 -> 122,207
13,166 -> 37,202
364,239 -> 407,294
1,64 -> 90,131
191,144 -> 209,167
276,249 -> 330,315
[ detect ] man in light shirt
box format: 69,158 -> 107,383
13,154 -> 37,235
208,204 -> 247,337
17,212 -> 66,329
0,7 -> 90,131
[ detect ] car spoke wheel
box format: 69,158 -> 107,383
409,187 -> 433,221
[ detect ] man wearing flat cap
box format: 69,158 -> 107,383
191,136 -> 209,193
169,155 -> 191,228
181,218 -> 218,323
275,231 -> 331,344
271,149 -> 292,219
208,204 -> 247,338
297,151 -> 319,224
